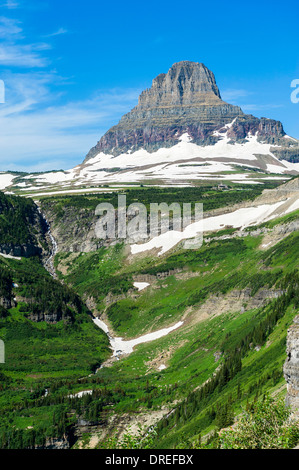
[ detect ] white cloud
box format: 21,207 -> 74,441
0,73 -> 140,171
44,27 -> 68,38
0,16 -> 22,36
1,0 -> 19,9
221,89 -> 252,102
0,7 -> 139,172
0,15 -> 51,68
0,43 -> 50,67
222,89 -> 284,114
242,104 -> 284,111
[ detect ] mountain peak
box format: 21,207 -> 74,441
137,61 -> 222,109
84,61 -> 288,161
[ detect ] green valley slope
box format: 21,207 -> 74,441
0,183 -> 298,449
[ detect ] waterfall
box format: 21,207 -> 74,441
37,207 -> 58,278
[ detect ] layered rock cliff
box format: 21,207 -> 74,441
85,61 -> 288,160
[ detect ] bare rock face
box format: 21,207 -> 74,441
0,296 -> 14,310
284,315 -> 299,410
85,61 -> 288,160
137,61 -> 222,107
0,243 -> 42,258
40,203 -> 104,253
227,114 -> 285,143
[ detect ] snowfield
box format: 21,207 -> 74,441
0,173 -> 16,190
133,282 -> 150,291
0,130 -> 298,193
130,198 -> 298,256
74,132 -> 298,185
93,317 -> 184,356
85,133 -> 271,170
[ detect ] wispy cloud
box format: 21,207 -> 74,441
0,6 -> 139,172
44,27 -> 68,38
222,89 -> 284,114
242,103 -> 284,111
1,0 -> 19,9
0,72 -> 140,171
0,43 -> 50,67
0,16 -> 22,36
221,88 -> 253,102
0,15 -> 51,68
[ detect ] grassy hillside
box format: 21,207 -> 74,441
0,192 -> 111,449
0,257 -> 110,449
48,206 -> 299,448
0,188 -> 298,449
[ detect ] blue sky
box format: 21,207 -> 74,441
0,0 -> 298,172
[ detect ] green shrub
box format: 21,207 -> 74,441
220,396 -> 299,449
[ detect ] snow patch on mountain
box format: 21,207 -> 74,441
130,198 -> 297,256
0,173 -> 17,190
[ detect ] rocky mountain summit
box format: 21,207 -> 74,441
85,61 -> 292,160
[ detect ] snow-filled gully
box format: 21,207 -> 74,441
93,317 -> 183,359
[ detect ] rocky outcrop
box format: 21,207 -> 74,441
284,315 -> 299,410
73,417 -> 108,442
226,114 -> 285,144
201,288 -> 285,315
26,310 -> 72,324
35,436 -> 71,450
0,243 -> 41,258
270,142 -> 299,163
40,176 -> 299,256
253,176 -> 299,207
0,296 -> 15,310
85,61 -> 288,160
39,203 -> 105,253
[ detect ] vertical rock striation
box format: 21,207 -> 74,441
284,315 -> 299,410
